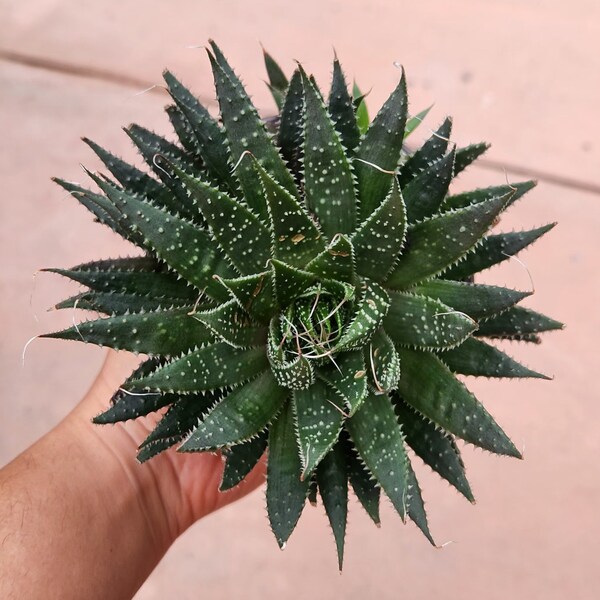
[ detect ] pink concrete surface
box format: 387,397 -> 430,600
1,2 -> 599,599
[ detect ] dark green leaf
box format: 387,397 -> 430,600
475,306 -> 563,340
453,142 -> 489,175
263,48 -> 289,110
220,431 -> 268,491
278,69 -> 304,180
180,371 -> 287,451
355,71 -> 407,217
346,392 -> 409,519
271,259 -> 318,308
306,234 -> 355,283
444,180 -> 536,211
345,435 -> 380,524
267,399 -> 311,547
216,271 -> 277,323
328,57 -> 360,153
367,328 -> 401,392
397,348 -> 521,457
406,462 -> 435,545
385,291 -> 476,349
318,350 -> 367,416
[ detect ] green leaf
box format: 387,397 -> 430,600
385,291 -> 477,349
394,398 -> 474,501
263,48 -> 289,110
438,337 -> 550,379
180,371 -> 287,451
406,462 -> 435,545
345,436 -> 380,524
411,279 -> 531,320
355,71 -> 408,217
45,256 -> 196,301
318,350 -> 367,416
216,271 -> 277,324
137,437 -> 183,463
346,392 -> 409,519
278,69 -> 304,180
208,43 -> 297,219
293,379 -> 344,478
82,137 -> 169,205
328,57 -> 360,153
386,192 -> 511,289
367,328 -> 401,392
317,442 -> 348,570
402,148 -> 456,223
169,164 -> 271,275
194,300 -> 267,348
443,224 -> 556,280
399,116 -> 452,186
41,308 -> 213,355
397,348 -> 521,457
267,399 -> 311,547
403,105 -> 433,139
88,175 -> 231,300
444,180 -> 536,211
475,306 -> 563,340
302,69 -> 358,237
255,161 -> 325,267
336,280 -> 390,351
54,290 -> 193,316
271,259 -> 318,308
306,234 -> 355,283
454,142 -> 489,175
352,179 -> 407,281
128,343 -> 269,393
352,81 -> 370,135
166,104 -> 199,157
163,70 -> 233,187
220,431 -> 268,491
267,319 -> 315,390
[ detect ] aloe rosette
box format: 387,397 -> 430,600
44,42 -> 561,568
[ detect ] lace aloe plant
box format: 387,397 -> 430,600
44,41 -> 561,568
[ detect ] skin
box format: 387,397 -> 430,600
0,350 -> 265,600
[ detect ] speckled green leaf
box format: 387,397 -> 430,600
293,379 -> 344,478
394,398 -> 473,501
367,328 -> 401,392
306,234 -> 355,283
128,343 -> 269,393
438,337 -> 549,379
444,223 -> 556,280
403,148 -> 456,223
355,71 -> 407,217
88,175 -> 231,300
346,392 -> 409,519
385,291 -> 477,349
208,43 -> 297,219
387,193 -> 511,289
453,142 -> 489,175
216,271 -> 277,323
163,70 -> 233,187
399,117 -> 452,186
180,371 -> 286,451
302,69 -> 357,237
137,437 -> 183,463
406,462 -> 435,545
352,179 -> 406,281
166,105 -> 199,157
317,442 -> 348,570
403,105 -> 433,139
475,306 -> 563,340
328,57 -> 360,153
318,350 -> 367,416
255,162 -> 325,267
194,299 -> 266,348
411,279 -> 531,320
267,399 -> 311,547
42,308 -> 213,355
398,348 -> 521,457
336,280 -> 390,351
278,69 -> 304,180
45,256 -> 196,301
82,137 -> 170,205
169,164 -> 271,275
444,180 -> 536,211
221,431 -> 268,491
271,259 -> 318,308
263,48 -> 288,110
345,436 -> 380,524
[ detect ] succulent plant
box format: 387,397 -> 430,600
44,41 -> 561,568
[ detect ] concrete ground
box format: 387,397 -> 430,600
1,1 -> 598,598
